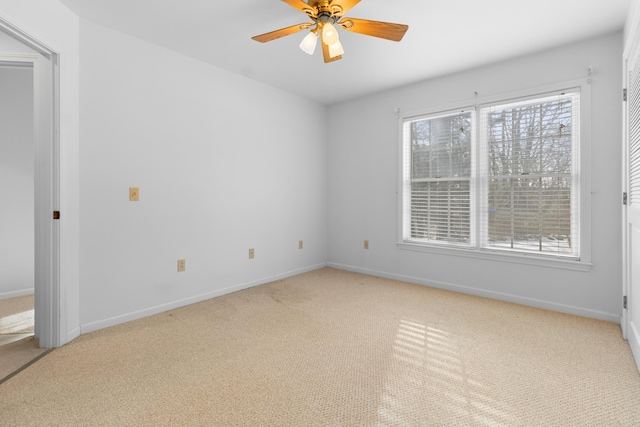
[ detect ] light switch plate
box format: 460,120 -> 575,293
129,187 -> 139,201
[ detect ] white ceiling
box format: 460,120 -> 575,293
58,0 -> 631,105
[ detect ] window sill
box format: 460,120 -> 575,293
396,241 -> 592,272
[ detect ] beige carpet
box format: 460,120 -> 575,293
1,268 -> 639,426
0,294 -> 35,335
0,336 -> 49,383
0,294 -> 48,382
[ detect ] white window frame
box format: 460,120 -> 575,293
401,109 -> 475,248
397,79 -> 592,272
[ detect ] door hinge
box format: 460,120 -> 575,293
623,192 -> 628,205
53,211 -> 60,220
624,295 -> 628,310
624,88 -> 628,102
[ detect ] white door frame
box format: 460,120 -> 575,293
623,52 -> 630,343
0,18 -> 61,349
623,5 -> 640,370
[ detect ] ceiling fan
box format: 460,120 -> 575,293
251,0 -> 409,63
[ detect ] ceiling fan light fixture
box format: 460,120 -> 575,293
328,40 -> 344,58
251,1 -> 408,64
322,21 -> 339,45
299,31 -> 318,55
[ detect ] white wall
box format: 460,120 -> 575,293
625,0 -> 640,45
78,21 -> 328,331
0,66 -> 33,298
327,32 -> 623,322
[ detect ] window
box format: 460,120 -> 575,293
401,88 -> 584,262
404,111 -> 473,246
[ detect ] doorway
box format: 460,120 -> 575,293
0,63 -> 49,381
0,17 -> 61,350
0,62 -> 34,339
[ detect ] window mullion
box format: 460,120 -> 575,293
476,106 -> 488,249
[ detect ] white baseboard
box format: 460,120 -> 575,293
629,321 -> 640,373
327,263 -> 620,323
80,263 -> 327,335
65,326 -> 81,344
0,289 -> 34,300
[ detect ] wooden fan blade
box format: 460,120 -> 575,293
251,23 -> 311,43
282,0 -> 317,18
339,18 -> 408,42
322,42 -> 342,63
329,0 -> 360,17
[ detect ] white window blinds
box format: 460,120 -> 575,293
630,60 -> 640,204
403,111 -> 473,246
